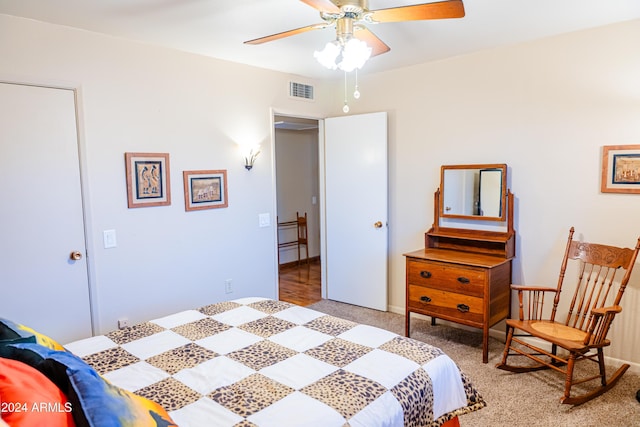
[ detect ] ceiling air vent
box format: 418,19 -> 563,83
289,81 -> 314,101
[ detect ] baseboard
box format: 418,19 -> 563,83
388,304 -> 403,315
389,303 -> 640,373
278,256 -> 320,270
487,329 -> 640,374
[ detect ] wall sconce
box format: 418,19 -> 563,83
242,146 -> 261,171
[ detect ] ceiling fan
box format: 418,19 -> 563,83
244,0 -> 465,63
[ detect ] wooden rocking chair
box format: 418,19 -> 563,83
496,227 -> 640,405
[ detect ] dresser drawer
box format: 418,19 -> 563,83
407,285 -> 484,323
407,258 -> 485,297
404,244 -> 513,364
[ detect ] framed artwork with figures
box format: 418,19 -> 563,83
125,152 -> 171,208
601,145 -> 640,194
183,169 -> 228,211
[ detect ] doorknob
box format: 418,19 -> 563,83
374,221 -> 383,228
70,251 -> 83,261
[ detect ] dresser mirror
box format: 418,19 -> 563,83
440,163 -> 507,221
406,162 -> 514,363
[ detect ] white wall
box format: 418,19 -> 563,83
2,12 -> 640,367
0,14 -> 331,334
336,19 -> 640,367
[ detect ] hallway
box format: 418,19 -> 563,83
278,260 -> 321,306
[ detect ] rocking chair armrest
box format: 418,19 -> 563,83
510,285 -> 557,293
583,305 -> 622,346
511,286 -> 558,321
590,305 -> 622,317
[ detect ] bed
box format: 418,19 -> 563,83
1,297 -> 485,426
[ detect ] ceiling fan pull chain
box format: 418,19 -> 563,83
343,70 -> 350,113
354,68 -> 361,99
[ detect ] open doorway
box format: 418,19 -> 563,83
274,114 -> 321,306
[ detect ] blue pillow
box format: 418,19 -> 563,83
0,318 -> 65,350
0,343 -> 176,427
0,334 -> 35,347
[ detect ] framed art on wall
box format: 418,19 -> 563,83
183,169 -> 228,211
124,152 -> 171,208
601,145 -> 640,194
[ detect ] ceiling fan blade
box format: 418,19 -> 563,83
244,23 -> 329,45
369,0 -> 465,23
299,0 -> 341,14
354,27 -> 390,57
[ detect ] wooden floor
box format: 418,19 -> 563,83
278,259 -> 321,306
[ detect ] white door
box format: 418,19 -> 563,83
479,169 -> 502,217
323,112 -> 388,311
0,82 -> 92,343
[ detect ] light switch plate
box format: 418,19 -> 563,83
258,213 -> 270,228
103,229 -> 117,248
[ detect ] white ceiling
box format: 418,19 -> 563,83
1,0 -> 639,80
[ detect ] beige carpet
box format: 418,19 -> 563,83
307,299 -> 640,427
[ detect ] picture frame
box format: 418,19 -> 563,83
124,152 -> 171,208
183,169 -> 228,211
601,145 -> 640,194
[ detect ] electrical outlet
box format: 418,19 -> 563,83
225,279 -> 233,294
118,318 -> 129,329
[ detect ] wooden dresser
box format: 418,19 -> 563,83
405,189 -> 515,363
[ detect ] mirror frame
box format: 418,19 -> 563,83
440,163 -> 507,222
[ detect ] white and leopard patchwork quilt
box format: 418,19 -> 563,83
65,297 -> 485,427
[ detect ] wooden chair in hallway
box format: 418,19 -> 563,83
295,212 -> 309,266
496,227 -> 640,404
277,212 -> 309,266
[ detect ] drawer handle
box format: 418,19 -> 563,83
457,304 -> 470,313
457,276 -> 470,284
420,296 -> 432,303
420,271 -> 432,279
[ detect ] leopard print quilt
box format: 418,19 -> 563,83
65,297 -> 485,427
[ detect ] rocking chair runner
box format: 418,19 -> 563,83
496,227 -> 640,405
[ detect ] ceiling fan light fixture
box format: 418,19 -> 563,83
314,41 -> 341,70
314,38 -> 372,72
339,38 -> 371,72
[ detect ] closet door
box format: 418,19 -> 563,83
0,82 -> 92,343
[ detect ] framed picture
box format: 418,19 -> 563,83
601,145 -> 640,194
124,152 -> 171,208
183,169 -> 228,211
